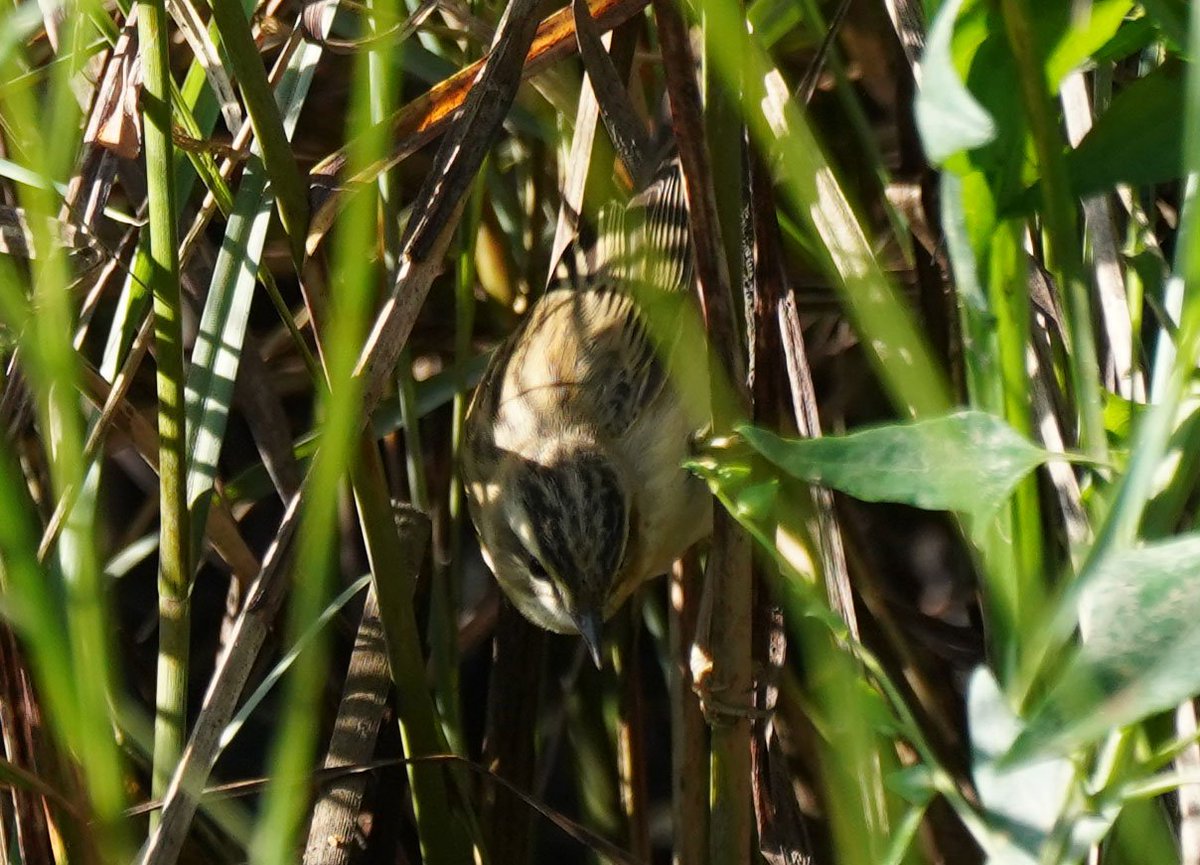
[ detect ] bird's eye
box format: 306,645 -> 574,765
526,555 -> 549,581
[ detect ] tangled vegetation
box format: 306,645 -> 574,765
0,0 -> 1198,863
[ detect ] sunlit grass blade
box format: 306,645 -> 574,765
695,0 -> 950,419
184,5 -> 325,549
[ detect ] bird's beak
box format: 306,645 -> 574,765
573,610 -> 603,669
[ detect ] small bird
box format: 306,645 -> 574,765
462,162 -> 712,665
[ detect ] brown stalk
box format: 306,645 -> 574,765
302,513 -> 430,865
669,553 -> 709,865
348,0 -> 544,418
571,0 -> 653,184
305,0 -> 651,255
746,154 -> 816,865
0,628 -> 60,864
546,12 -> 639,281
133,753 -> 650,864
481,603 -> 545,865
651,2 -> 753,863
615,611 -> 650,861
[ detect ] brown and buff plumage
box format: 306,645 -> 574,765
462,162 -> 711,661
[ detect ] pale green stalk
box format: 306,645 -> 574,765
137,0 -> 191,820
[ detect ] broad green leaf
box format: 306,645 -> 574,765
1008,63 -> 1184,214
968,668 -> 1076,865
1091,15 -> 1159,64
1100,800 -> 1181,865
942,0 -> 1135,195
915,0 -> 996,165
1142,406 -> 1200,536
686,456 -> 851,637
737,410 -> 1051,521
1063,62 -> 1184,199
1013,534 -> 1200,759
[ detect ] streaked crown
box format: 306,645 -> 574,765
499,446 -> 629,634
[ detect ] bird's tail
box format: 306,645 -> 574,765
598,158 -> 694,296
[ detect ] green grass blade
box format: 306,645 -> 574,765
207,0 -> 308,265
1089,1 -> 1200,558
184,27 -> 326,531
248,16 -> 392,863
0,11 -> 132,857
999,0 -> 1107,465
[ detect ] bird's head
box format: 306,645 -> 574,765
482,444 -> 630,666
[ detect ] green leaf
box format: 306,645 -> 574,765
1091,15 -> 1159,64
879,805 -> 929,865
968,667 -> 1076,865
737,410 -> 1050,521
729,479 -> 779,520
1102,390 -> 1144,442
185,174 -> 274,514
1014,534 -> 1200,759
208,0 -> 309,264
1007,62 -> 1184,214
185,32 -> 328,525
1039,0 -> 1133,87
915,0 -> 996,165
747,0 -> 802,48
1139,0 -> 1188,47
1064,61 -> 1184,198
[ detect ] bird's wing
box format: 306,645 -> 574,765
574,287 -> 667,439
463,321 -> 527,480
497,287 -> 667,441
481,159 -> 694,450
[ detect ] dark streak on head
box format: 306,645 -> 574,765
515,452 -> 627,607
